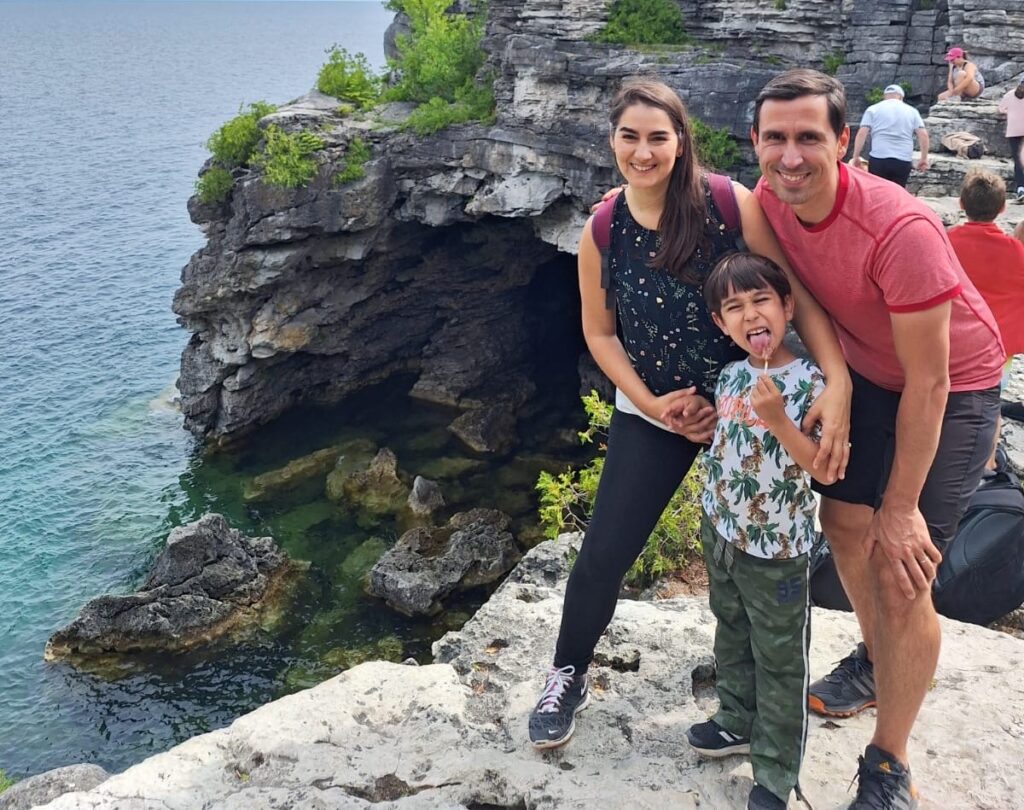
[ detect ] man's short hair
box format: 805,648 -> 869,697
753,69 -> 847,138
960,170 -> 1006,222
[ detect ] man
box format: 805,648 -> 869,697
751,69 -> 1003,809
848,84 -> 929,187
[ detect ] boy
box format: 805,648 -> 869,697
948,171 -> 1024,436
687,253 -> 833,810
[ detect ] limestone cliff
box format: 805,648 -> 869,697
174,0 -> 1024,445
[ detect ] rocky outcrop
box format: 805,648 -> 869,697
34,536 -> 1024,809
366,508 -> 519,615
44,514 -> 304,662
407,475 -> 445,516
242,445 -> 342,502
0,765 -> 109,810
175,1 -> 1024,446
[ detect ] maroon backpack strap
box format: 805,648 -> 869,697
591,195 -> 617,310
707,172 -> 745,248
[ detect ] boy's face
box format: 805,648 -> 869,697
712,282 -> 794,361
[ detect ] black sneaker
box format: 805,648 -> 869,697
528,665 -> 590,749
686,718 -> 751,757
1000,399 -> 1024,422
808,642 -> 876,717
849,744 -> 920,809
747,784 -> 787,810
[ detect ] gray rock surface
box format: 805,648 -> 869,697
366,508 -> 518,615
45,514 -> 302,661
36,535 -> 1024,809
407,475 -> 444,516
0,765 -> 109,810
325,447 -> 409,519
176,1 -> 1024,446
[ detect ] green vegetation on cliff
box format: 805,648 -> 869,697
692,117 -> 741,171
0,769 -> 15,793
317,47 -> 381,109
334,137 -> 372,185
252,126 -> 325,189
196,101 -> 278,203
591,0 -> 689,47
536,393 -> 704,587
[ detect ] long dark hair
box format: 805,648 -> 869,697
609,79 -> 707,283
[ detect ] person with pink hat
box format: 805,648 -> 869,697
938,47 -> 985,101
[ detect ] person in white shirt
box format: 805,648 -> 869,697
848,84 -> 929,187
997,79 -> 1024,202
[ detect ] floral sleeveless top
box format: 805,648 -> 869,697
606,179 -> 745,400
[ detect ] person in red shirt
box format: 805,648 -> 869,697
948,170 -> 1024,453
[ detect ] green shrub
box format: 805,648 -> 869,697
822,50 -> 845,76
385,0 -> 487,104
252,126 -> 324,188
773,0 -> 787,9
0,769 -> 14,793
591,0 -> 689,46
206,101 -> 277,168
317,47 -> 380,109
403,81 -> 496,135
692,117 -> 741,171
536,392 -> 705,587
334,137 -> 372,185
195,166 -> 234,204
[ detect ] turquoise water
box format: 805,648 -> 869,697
0,0 -> 429,777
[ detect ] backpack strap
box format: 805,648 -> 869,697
707,172 -> 745,250
591,195 -> 617,310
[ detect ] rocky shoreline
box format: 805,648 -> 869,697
12,536 -> 1024,809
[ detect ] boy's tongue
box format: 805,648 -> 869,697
750,331 -> 772,360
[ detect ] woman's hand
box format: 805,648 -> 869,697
801,375 -> 852,482
657,391 -> 717,443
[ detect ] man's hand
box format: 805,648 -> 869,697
801,377 -> 852,481
848,156 -> 866,170
915,156 -> 929,171
864,504 -> 942,599
590,185 -> 626,213
659,391 -> 717,443
750,374 -> 786,428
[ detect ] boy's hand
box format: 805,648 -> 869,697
750,375 -> 786,429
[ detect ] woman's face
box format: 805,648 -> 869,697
952,56 -> 966,67
609,103 -> 683,190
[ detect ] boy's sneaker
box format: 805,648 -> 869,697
747,784 -> 787,810
528,665 -> 590,749
686,718 -> 751,757
807,642 -> 876,717
849,744 -> 920,809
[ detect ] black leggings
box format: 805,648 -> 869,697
1009,135 -> 1024,192
554,409 -> 702,673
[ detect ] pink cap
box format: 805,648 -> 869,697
944,47 -> 965,61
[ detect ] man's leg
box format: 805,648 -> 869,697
818,498 -> 876,649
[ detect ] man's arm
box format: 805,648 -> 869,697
915,128 -> 929,170
867,303 -> 950,597
849,125 -> 870,167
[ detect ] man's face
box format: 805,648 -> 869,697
752,95 -> 850,223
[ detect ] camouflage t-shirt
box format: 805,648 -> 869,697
701,357 -> 825,560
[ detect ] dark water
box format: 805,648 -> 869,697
0,0 -> 587,779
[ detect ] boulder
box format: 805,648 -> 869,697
366,509 -> 518,615
407,475 -> 445,516
44,514 -> 303,662
242,445 -> 343,502
448,406 -> 518,455
0,765 -> 109,810
326,447 -> 410,519
35,535 -> 1024,810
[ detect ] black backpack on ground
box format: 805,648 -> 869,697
809,451 -> 1024,626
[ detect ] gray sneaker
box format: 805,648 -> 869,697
849,744 -> 920,809
528,665 -> 590,749
1015,187 -> 1024,203
808,642 -> 876,717
686,718 -> 751,757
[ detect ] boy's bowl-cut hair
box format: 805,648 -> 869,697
959,170 -> 1006,223
704,252 -> 792,314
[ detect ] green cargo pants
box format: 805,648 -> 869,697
701,514 -> 810,803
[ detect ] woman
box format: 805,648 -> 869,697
998,79 -> 1024,201
527,78 -> 851,755
938,47 -> 985,101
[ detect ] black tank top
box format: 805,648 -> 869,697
608,180 -> 745,400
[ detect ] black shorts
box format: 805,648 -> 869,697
868,157 -> 912,187
812,368 -> 1000,549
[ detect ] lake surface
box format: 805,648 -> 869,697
0,0 -> 588,778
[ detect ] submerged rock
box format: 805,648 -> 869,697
325,447 -> 409,519
448,405 -> 518,455
366,508 -> 518,616
242,445 -> 342,502
44,514 -> 304,662
407,475 -> 445,516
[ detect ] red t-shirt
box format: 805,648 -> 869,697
948,221 -> 1024,356
755,164 -> 1004,392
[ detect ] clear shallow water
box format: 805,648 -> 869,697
0,0 -> 427,777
